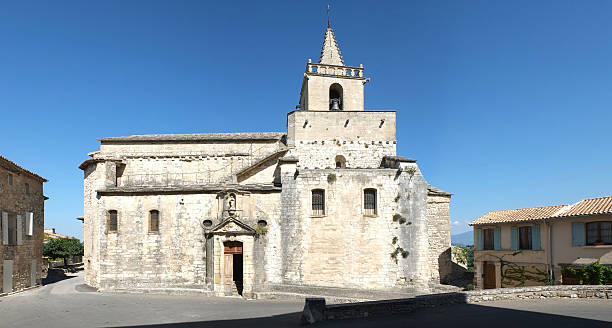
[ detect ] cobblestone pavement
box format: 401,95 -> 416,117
0,272 -> 610,328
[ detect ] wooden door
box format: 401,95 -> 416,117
483,263 -> 496,289
223,254 -> 233,286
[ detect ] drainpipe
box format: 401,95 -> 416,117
547,220 -> 554,284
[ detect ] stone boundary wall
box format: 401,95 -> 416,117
301,285 -> 612,324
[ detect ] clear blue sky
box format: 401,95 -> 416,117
1,1 -> 611,239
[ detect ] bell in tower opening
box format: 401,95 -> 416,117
329,83 -> 343,110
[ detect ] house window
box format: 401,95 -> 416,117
7,214 -> 17,245
107,210 -> 118,233
364,188 -> 377,216
483,228 -> 494,250
586,221 -> 612,245
149,210 -> 159,233
312,189 -> 325,216
8,174 -> 13,185
519,226 -> 532,250
24,183 -> 29,195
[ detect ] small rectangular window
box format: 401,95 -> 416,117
149,210 -> 159,233
108,210 -> 118,233
483,228 -> 494,250
364,189 -> 377,216
519,226 -> 532,250
24,183 -> 29,195
8,174 -> 13,185
312,189 -> 325,216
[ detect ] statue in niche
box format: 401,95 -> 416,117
226,193 -> 237,218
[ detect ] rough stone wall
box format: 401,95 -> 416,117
394,163 -> 431,287
426,194 -> 452,283
278,165 -> 430,290
0,165 -> 45,294
97,194 -> 210,290
286,111 -> 396,169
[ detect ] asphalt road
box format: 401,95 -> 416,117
0,272 -> 610,328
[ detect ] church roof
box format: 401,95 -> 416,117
319,28 -> 344,66
100,132 -> 285,143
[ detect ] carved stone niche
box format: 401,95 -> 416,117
216,189 -> 252,220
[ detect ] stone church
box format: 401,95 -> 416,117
79,26 -> 452,299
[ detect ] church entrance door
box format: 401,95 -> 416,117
223,241 -> 243,296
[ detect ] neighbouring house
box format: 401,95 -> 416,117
0,155 -> 47,294
470,195 -> 612,289
78,25 -> 453,298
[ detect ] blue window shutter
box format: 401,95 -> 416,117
572,222 -> 585,246
476,228 -> 483,250
494,227 -> 501,250
532,224 -> 541,250
511,227 -> 518,250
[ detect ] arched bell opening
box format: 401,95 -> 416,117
329,83 -> 343,110
335,155 -> 346,169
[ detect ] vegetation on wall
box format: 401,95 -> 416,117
452,245 -> 474,271
488,252 -> 550,287
255,225 -> 268,237
561,260 -> 612,285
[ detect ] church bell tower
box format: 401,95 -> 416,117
298,27 -> 369,111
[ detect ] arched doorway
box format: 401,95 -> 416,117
223,241 -> 243,295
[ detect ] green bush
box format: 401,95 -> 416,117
562,260 -> 612,285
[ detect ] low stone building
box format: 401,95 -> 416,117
0,155 -> 47,294
79,26 -> 453,298
471,195 -> 612,289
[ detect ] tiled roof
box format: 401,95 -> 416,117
552,196 -> 612,218
100,132 -> 285,143
0,155 -> 47,182
470,205 -> 568,226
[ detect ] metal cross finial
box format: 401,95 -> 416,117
327,4 -> 331,28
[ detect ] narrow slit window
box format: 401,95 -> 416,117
364,189 -> 377,216
149,210 -> 159,233
312,189 -> 325,216
108,210 -> 118,233
24,183 -> 29,195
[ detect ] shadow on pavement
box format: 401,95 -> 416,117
112,302 -> 611,328
42,268 -> 77,285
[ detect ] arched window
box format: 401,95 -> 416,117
312,189 -> 325,216
149,210 -> 160,233
335,155 -> 346,169
364,189 -> 377,216
107,210 -> 118,233
329,83 -> 343,110
586,221 -> 612,245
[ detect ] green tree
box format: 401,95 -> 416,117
43,238 -> 84,267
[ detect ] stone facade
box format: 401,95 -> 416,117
79,26 -> 452,298
0,155 -> 47,294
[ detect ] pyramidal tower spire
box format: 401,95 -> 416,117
319,27 -> 344,66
